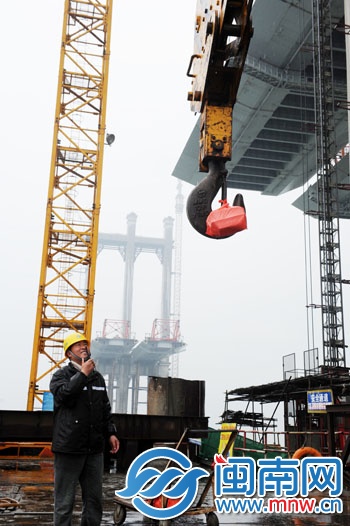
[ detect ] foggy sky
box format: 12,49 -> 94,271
1,0 -> 349,428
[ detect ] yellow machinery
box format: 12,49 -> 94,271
186,0 -> 253,238
27,0 -> 114,410
26,0 -> 251,408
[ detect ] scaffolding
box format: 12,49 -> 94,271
312,0 -> 346,368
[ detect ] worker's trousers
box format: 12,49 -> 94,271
54,452 -> 104,526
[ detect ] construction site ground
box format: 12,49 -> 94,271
1,459 -> 350,525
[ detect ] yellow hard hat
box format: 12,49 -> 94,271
63,332 -> 88,354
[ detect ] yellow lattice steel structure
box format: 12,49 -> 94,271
27,0 -> 114,410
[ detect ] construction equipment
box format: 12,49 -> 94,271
186,0 -> 253,238
310,0 -> 346,369
26,0 -> 251,410
112,427 -> 236,526
27,0 -> 114,410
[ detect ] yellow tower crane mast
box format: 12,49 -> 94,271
27,0 -> 114,410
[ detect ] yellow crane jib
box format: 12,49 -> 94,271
186,0 -> 253,239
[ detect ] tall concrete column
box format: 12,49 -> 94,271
123,213 -> 137,333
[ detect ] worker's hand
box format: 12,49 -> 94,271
81,357 -> 95,376
109,435 -> 120,454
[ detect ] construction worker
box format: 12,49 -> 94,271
50,332 -> 119,526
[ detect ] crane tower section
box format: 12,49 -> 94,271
27,0 -> 114,410
312,0 -> 346,368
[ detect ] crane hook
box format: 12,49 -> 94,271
186,159 -> 247,239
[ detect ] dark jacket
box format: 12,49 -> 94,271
50,362 -> 116,454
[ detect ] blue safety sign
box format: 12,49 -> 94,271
307,389 -> 333,413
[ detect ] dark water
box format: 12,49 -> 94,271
1,461 -> 350,525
